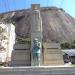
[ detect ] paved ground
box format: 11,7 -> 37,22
0,66 -> 75,75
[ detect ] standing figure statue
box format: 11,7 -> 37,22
32,38 -> 41,66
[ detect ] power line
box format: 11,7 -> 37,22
24,0 -> 27,9
47,0 -> 50,6
12,0 -> 17,11
60,0 -> 64,8
4,0 -> 8,12
5,0 -> 10,12
6,0 -> 10,12
0,0 -> 2,8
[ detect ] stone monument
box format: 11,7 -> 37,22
31,4 -> 42,66
42,43 -> 64,66
10,4 -> 64,66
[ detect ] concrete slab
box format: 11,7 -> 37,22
0,67 -> 75,75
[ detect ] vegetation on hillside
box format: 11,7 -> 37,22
16,36 -> 31,44
60,40 -> 75,49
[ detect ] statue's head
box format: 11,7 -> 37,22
34,38 -> 38,43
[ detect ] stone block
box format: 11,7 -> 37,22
10,49 -> 31,66
42,43 -> 64,66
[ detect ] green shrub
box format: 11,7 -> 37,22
60,42 -> 71,49
16,37 -> 31,44
60,39 -> 75,49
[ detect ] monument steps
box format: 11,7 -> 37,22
0,67 -> 75,75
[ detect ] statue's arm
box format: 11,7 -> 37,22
38,42 -> 41,48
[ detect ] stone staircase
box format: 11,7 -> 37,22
0,67 -> 75,75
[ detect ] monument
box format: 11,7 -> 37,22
32,38 -> 41,66
30,4 -> 64,66
10,4 -> 64,66
31,4 -> 42,66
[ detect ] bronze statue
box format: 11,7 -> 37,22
32,38 -> 41,66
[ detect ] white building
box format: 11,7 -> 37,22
0,22 -> 15,64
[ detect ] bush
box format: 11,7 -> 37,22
16,37 -> 31,44
60,39 -> 75,49
60,42 -> 71,49
71,44 -> 75,49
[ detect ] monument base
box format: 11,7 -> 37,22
0,67 -> 74,75
10,44 -> 31,66
42,43 -> 64,66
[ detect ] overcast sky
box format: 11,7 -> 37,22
0,0 -> 75,18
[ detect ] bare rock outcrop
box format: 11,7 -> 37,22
0,7 -> 75,43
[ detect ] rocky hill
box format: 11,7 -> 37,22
0,7 -> 75,43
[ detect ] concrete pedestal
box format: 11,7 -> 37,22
10,44 -> 31,66
42,43 -> 64,66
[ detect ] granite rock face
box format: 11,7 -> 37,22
0,7 -> 75,43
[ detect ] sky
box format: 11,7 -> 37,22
0,0 -> 75,18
